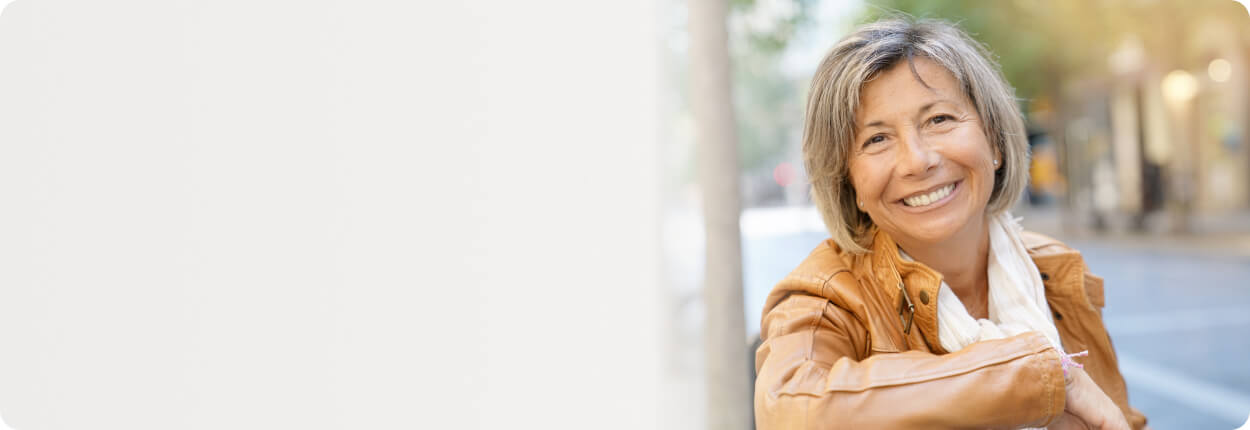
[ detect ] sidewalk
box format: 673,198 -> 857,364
1015,206 -> 1250,259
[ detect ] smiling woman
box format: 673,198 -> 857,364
753,18 -> 1148,429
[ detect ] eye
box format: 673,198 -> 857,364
863,134 -> 886,147
930,114 -> 955,125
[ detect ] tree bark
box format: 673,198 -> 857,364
688,0 -> 751,429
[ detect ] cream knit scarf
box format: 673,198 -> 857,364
901,211 -> 1065,354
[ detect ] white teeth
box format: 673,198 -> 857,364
903,183 -> 954,207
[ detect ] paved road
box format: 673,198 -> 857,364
743,231 -> 1250,429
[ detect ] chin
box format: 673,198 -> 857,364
889,210 -> 977,246
899,225 -> 959,245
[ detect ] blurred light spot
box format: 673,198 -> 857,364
773,162 -> 795,187
1209,58 -> 1232,83
1162,70 -> 1198,105
1108,37 -> 1145,75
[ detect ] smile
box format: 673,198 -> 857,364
901,182 -> 956,208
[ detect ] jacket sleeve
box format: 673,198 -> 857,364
754,294 -> 1067,429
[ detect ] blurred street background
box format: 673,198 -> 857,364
663,0 -> 1250,428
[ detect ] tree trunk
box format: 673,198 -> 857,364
688,0 -> 751,429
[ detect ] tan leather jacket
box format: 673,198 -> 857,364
754,228 -> 1147,429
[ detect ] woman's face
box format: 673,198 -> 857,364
848,57 -> 999,248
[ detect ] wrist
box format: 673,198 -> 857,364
1064,365 -> 1082,391
1060,350 -> 1089,388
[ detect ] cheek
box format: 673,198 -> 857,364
952,130 -> 997,174
863,172 -> 893,202
847,164 -> 878,202
961,139 -> 998,197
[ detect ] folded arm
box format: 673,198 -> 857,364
755,295 -> 1066,429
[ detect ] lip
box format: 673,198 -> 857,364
895,180 -> 961,213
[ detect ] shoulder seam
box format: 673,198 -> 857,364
818,268 -> 850,301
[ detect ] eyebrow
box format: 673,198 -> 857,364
918,99 -> 961,115
858,99 -> 959,130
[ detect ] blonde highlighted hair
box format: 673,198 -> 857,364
804,17 -> 1029,253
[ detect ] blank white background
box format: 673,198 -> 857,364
0,1 -> 663,428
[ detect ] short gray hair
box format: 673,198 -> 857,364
803,17 -> 1029,254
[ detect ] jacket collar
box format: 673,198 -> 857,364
860,227 -> 1087,353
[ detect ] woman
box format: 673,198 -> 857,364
754,18 -> 1148,429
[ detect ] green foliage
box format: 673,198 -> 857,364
728,0 -> 817,172
860,0 -> 1250,108
730,0 -> 819,55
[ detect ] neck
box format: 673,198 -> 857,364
896,213 -> 992,317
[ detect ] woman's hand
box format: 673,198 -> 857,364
1050,367 -> 1131,430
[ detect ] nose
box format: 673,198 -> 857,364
896,129 -> 940,178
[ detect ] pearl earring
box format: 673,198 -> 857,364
858,200 -> 863,206
993,160 -> 999,166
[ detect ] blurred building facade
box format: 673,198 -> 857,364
1032,5 -> 1250,234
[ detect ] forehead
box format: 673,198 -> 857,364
856,57 -> 967,122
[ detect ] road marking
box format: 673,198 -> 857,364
1118,353 -> 1250,424
1104,306 -> 1250,336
